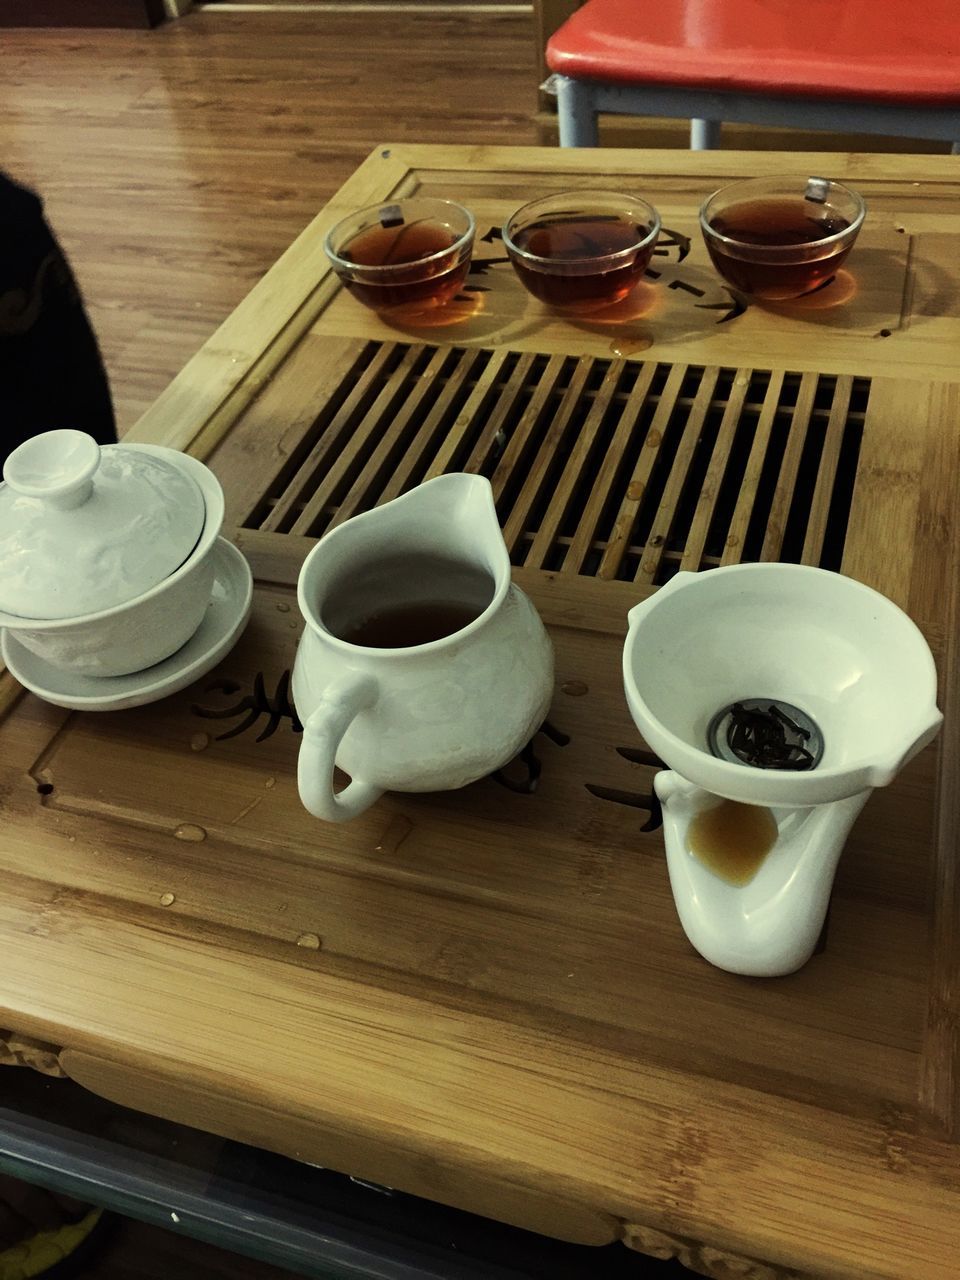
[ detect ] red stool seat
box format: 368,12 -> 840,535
547,0 -> 960,105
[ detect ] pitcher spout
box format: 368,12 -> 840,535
403,472 -> 510,585
297,473 -> 511,635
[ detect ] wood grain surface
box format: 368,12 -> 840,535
0,11 -> 537,431
2,145 -> 960,1280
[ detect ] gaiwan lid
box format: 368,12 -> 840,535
0,429 -> 206,620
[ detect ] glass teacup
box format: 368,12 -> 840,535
324,198 -> 475,314
699,176 -> 865,301
503,190 -> 661,313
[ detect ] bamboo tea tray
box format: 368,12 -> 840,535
2,147 -> 960,1280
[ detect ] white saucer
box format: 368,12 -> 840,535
1,538 -> 254,712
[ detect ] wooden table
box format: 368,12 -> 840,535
2,145 -> 959,1280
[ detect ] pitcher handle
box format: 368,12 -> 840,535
297,673 -> 382,822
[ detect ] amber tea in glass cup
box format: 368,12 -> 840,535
324,198 -> 475,314
700,176 -> 865,301
502,191 -> 661,312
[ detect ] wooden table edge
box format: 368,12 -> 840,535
3,146 -> 960,1280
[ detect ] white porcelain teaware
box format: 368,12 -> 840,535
0,432 -> 225,677
292,473 -> 555,823
0,428 -> 205,619
623,562 -> 942,976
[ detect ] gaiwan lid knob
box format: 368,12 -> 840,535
0,429 -> 206,620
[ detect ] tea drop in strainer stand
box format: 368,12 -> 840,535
623,563 -> 943,977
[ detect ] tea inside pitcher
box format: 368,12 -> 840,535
324,553 -> 494,649
341,601 -> 482,648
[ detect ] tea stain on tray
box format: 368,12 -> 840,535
374,814 -> 414,856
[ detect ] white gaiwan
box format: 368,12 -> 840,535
0,430 -> 225,677
623,562 -> 942,976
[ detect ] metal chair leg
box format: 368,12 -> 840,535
691,118 -> 722,150
555,75 -> 601,147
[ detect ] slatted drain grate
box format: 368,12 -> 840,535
242,341 -> 870,583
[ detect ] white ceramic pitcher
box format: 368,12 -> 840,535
292,474 -> 554,823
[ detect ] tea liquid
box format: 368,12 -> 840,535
706,198 -> 853,299
687,799 -> 779,886
511,214 -> 655,309
340,601 -> 480,648
341,219 -> 469,310
325,554 -> 493,649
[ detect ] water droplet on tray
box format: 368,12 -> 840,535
609,335 -> 653,357
159,892 -> 176,907
174,823 -> 207,843
561,680 -> 589,697
296,933 -> 321,950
